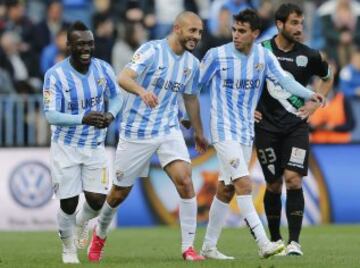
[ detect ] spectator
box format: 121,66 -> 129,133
317,0 -> 360,67
40,27 -> 67,74
112,21 -> 146,74
0,31 -> 41,93
32,0 -> 69,54
2,0 -> 34,53
339,46 -> 360,97
309,87 -> 355,143
93,12 -> 115,64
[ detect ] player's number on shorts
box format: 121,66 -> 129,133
258,148 -> 276,165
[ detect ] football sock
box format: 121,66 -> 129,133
286,188 -> 304,244
264,190 -> 282,241
237,195 -> 269,248
96,201 -> 117,239
57,208 -> 76,239
76,201 -> 99,226
202,196 -> 229,249
179,197 -> 197,252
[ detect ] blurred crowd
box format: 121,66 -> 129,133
0,0 -> 359,144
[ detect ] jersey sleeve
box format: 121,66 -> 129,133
198,48 -> 217,92
264,48 -> 289,82
125,42 -> 155,76
43,70 -> 62,112
310,50 -> 330,80
183,59 -> 200,95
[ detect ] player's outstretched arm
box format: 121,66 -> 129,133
118,68 -> 158,108
183,93 -> 208,153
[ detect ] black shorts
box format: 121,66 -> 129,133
254,123 -> 309,183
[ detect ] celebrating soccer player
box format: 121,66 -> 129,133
87,11 -> 208,262
255,3 -> 333,256
43,21 -> 123,264
198,9 -> 325,259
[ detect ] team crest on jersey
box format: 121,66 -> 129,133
131,52 -> 142,64
43,90 -> 52,104
255,63 -> 264,71
296,55 -> 308,67
229,158 -> 240,169
183,68 -> 191,77
97,78 -> 107,90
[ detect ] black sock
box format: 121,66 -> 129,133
264,190 -> 282,242
286,188 -> 304,244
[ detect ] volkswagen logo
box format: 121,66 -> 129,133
9,161 -> 53,208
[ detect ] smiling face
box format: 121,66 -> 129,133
175,15 -> 203,52
67,30 -> 94,69
277,12 -> 304,43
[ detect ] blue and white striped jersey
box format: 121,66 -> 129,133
119,39 -> 200,140
43,57 -> 120,148
199,42 -> 297,145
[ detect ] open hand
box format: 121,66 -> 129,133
139,91 -> 158,108
194,133 -> 208,154
82,111 -> 107,128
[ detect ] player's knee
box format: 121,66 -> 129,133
284,171 -> 302,190
233,177 -> 252,195
85,193 -> 106,211
175,173 -> 194,198
266,180 -> 282,193
217,185 -> 235,203
60,196 -> 79,215
107,185 -> 132,207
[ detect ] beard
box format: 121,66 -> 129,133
281,29 -> 300,43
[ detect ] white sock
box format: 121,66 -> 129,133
57,208 -> 76,240
236,195 -> 269,248
179,197 -> 197,252
76,201 -> 99,226
96,201 -> 117,239
202,196 -> 229,249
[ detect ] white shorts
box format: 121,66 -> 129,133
214,141 -> 252,185
50,142 -> 109,199
114,131 -> 190,187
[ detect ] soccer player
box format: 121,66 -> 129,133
87,11 -> 208,262
43,21 -> 122,264
198,9 -> 325,259
255,3 -> 333,256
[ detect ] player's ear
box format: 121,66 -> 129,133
252,29 -> 260,39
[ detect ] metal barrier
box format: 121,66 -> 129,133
0,94 -> 118,147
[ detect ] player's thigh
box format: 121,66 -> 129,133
213,141 -> 251,185
282,124 -> 309,176
113,138 -> 158,187
254,127 -> 282,183
157,131 -> 191,169
50,143 -> 82,199
82,146 -> 109,195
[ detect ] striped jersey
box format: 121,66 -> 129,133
199,42 -> 291,145
43,57 -> 120,148
119,39 -> 200,140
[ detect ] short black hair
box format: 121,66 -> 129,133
275,3 -> 303,23
233,9 -> 261,31
67,21 -> 89,42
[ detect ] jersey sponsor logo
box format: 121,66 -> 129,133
9,161 -> 53,208
296,55 -> 308,67
223,79 -> 261,90
152,77 -> 185,92
67,96 -> 103,110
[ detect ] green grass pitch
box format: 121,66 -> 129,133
0,225 -> 359,267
